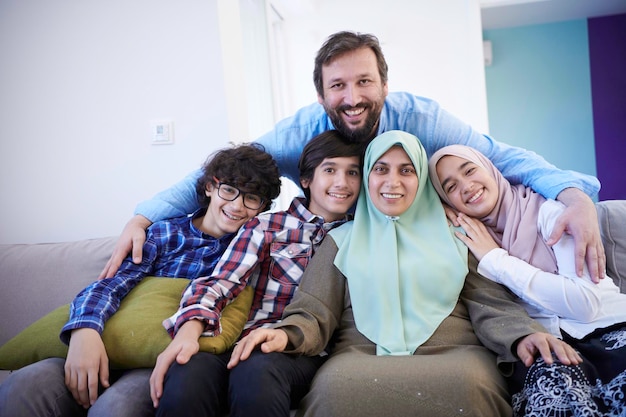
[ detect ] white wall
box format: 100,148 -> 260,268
0,0 -> 232,244
0,0 -> 489,244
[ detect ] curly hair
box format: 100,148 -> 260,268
313,31 -> 388,98
298,130 -> 364,200
195,142 -> 281,212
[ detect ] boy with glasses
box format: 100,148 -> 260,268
214,182 -> 266,211
0,143 -> 281,417
149,130 -> 363,417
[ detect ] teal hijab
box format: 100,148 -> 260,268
329,131 -> 468,356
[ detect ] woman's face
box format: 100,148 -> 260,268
435,155 -> 498,218
368,145 -> 418,217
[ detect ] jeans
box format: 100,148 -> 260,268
156,350 -> 325,417
0,358 -> 154,417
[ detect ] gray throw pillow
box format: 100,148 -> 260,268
596,200 -> 626,293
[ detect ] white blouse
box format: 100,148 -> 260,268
477,199 -> 626,339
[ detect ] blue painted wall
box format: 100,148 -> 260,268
483,20 -> 598,197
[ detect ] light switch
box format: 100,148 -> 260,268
151,120 -> 174,145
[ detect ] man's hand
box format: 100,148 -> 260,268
64,328 -> 110,409
227,328 -> 288,369
516,332 -> 582,368
550,188 -> 605,282
98,215 -> 152,279
149,320 -> 203,408
453,213 -> 500,261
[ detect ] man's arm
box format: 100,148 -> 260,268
459,131 -> 604,280
138,102 -> 329,223
99,169 -> 203,279
398,93 -> 603,276
551,188 -> 605,281
389,94 -> 600,199
99,214 -> 152,278
102,104 -> 326,278
455,213 -> 602,321
254,101 -> 330,184
464,130 -> 603,278
134,169 -> 204,222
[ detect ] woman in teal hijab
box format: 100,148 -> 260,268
229,131 -> 576,416
329,129 -> 468,355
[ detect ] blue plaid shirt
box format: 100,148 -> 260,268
164,197 -> 351,338
60,208 -> 235,344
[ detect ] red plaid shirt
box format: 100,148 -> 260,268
164,197 -> 350,338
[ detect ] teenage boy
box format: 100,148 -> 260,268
102,30 -> 603,284
149,130 -> 362,417
0,143 -> 281,417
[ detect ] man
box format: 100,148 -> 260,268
101,30 -> 604,283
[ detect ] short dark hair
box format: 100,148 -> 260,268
196,143 -> 281,212
313,31 -> 389,98
298,130 -> 364,200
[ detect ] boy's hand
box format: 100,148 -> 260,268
64,328 -> 110,408
453,213 -> 500,261
227,328 -> 288,369
516,332 -> 582,368
99,215 -> 152,279
551,188 -> 605,282
149,321 -> 203,408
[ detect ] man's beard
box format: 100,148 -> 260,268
323,103 -> 381,145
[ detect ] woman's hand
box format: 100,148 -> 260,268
516,332 -> 582,367
227,328 -> 288,369
453,213 -> 500,261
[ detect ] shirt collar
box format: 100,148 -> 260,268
288,196 -> 352,228
189,207 -> 235,243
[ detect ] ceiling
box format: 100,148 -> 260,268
481,0 -> 626,29
272,0 -> 626,30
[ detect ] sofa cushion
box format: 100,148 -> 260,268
597,200 -> 626,292
0,277 -> 253,370
0,237 -> 119,348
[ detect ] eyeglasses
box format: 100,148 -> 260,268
216,182 -> 266,210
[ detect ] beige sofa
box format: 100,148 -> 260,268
1,200 -> 624,389
0,235 -> 118,385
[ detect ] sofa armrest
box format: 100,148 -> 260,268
0,236 -> 118,347
596,200 -> 626,293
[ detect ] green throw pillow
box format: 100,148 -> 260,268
0,277 -> 253,370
